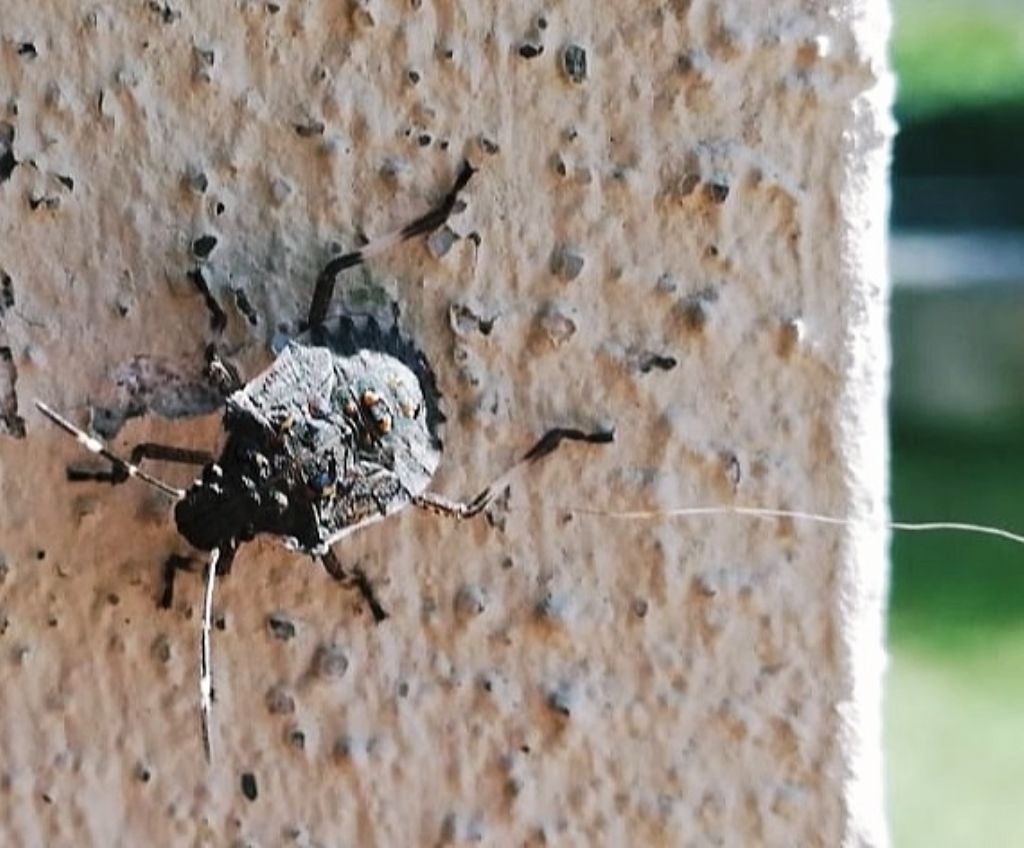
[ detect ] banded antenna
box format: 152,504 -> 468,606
199,546 -> 220,762
35,401 -> 185,499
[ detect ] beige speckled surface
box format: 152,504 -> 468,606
0,1 -> 892,845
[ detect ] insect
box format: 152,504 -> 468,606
35,161 -> 613,760
35,162 -> 1024,769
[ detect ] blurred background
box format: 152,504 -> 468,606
886,0 -> 1024,845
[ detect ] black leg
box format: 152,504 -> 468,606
65,467 -> 126,484
414,427 -> 615,520
321,548 -> 389,623
188,268 -> 228,333
159,544 -> 233,609
67,441 -> 213,486
131,443 -> 213,465
214,544 -> 236,576
160,553 -> 194,609
306,161 -> 476,330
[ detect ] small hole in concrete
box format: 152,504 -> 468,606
240,772 -> 258,801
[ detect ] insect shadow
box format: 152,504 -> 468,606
36,162 -> 613,759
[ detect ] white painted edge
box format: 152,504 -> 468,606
837,2 -> 896,846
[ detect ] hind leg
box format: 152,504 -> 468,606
306,162 -> 476,330
321,548 -> 389,624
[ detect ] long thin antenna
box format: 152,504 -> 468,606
564,504 -> 1024,547
34,400 -> 185,499
199,546 -> 220,763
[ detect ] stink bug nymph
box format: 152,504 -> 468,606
35,162 -> 613,760
173,319 -> 445,565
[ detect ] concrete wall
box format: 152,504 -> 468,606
0,1 -> 892,845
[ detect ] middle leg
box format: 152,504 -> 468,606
414,427 -> 614,520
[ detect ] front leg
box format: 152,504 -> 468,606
67,442 -> 214,486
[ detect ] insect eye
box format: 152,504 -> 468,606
377,413 -> 393,435
361,388 -> 380,408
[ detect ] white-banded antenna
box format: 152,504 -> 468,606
199,547 -> 220,763
34,400 -> 185,499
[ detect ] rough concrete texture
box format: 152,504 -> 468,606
0,1 -> 892,845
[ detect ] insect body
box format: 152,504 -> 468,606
174,316 -> 444,563
35,162 -> 613,759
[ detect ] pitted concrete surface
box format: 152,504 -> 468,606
0,2 -> 891,845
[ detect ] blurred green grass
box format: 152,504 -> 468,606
894,0 -> 1024,119
888,642 -> 1024,848
887,432 -> 1024,847
889,2 -> 1024,844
